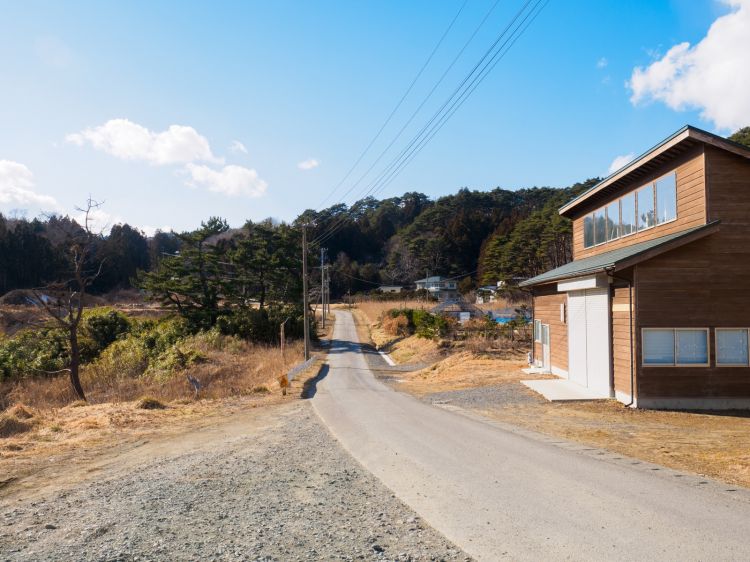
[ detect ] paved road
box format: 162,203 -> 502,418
313,310 -> 750,561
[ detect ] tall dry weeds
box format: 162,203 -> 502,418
1,337 -> 304,411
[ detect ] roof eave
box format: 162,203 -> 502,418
558,126 -> 750,218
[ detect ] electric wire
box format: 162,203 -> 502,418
313,0 -> 545,246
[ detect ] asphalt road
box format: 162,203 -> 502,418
313,310 -> 750,562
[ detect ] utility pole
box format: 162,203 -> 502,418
302,225 -> 310,360
320,247 -> 327,329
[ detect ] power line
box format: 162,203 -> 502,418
315,0 -> 469,210
315,0 -> 503,225
313,0 -> 546,247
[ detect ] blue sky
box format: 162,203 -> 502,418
1,0 -> 747,233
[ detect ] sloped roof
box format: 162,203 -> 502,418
559,125 -> 750,218
520,222 -> 719,287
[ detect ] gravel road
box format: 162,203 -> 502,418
1,402 -> 467,561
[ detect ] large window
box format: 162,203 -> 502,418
642,328 -> 709,366
621,193 -> 636,236
534,319 -> 542,343
655,173 -> 677,225
637,184 -> 655,231
582,171 -> 678,249
716,328 -> 750,366
593,208 -> 606,245
583,214 -> 594,248
606,201 -> 620,241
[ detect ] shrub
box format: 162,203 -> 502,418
217,305 -> 304,343
82,308 -> 132,355
381,313 -> 411,336
412,310 -> 450,339
83,337 -> 149,383
0,328 -> 69,381
0,414 -> 32,438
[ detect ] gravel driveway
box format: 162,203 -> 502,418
1,402 -> 467,561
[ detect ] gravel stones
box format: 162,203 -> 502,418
0,403 -> 468,561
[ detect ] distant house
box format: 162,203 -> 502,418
475,281 -> 505,304
521,125 -> 750,410
415,276 -> 458,301
377,285 -> 403,293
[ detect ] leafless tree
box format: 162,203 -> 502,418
31,198 -> 106,401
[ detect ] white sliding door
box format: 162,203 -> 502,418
567,288 -> 611,396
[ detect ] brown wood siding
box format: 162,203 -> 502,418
611,277 -> 635,396
532,286 -> 568,373
572,149 -> 706,260
635,148 -> 750,399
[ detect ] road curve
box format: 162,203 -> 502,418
312,310 -> 750,561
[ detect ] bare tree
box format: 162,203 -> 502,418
31,198 -> 105,401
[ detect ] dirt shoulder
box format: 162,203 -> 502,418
1,401 -> 468,561
355,305 -> 750,490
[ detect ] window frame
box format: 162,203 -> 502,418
654,172 -> 678,227
534,319 -> 542,343
715,328 -> 750,367
580,170 -> 678,249
641,328 -> 710,367
636,183 -> 656,233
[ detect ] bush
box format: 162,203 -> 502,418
82,308 -> 131,354
0,328 -> 69,381
83,337 -> 149,383
217,305 -> 304,343
412,310 -> 450,339
381,313 -> 411,336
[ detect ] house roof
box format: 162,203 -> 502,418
559,125 -> 750,218
415,276 -> 443,283
519,222 -> 719,287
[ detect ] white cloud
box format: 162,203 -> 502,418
185,163 -> 267,197
229,140 -> 248,154
297,158 -> 320,171
629,0 -> 750,131
74,207 -> 123,234
597,57 -> 608,69
66,119 -> 223,165
608,153 -> 636,175
0,160 -> 58,210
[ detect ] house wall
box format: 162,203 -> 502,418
532,285 -> 568,375
572,148 -> 706,260
634,148 -> 750,408
611,272 -> 636,402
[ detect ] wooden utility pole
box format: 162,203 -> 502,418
320,247 -> 326,329
302,225 -> 311,360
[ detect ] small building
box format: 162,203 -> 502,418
415,276 -> 459,301
521,125 -> 750,410
431,300 -> 485,324
378,285 -> 404,293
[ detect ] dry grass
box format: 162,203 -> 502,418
355,299 -> 429,326
387,350 -> 750,489
2,338 -> 305,410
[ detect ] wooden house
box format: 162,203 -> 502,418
520,125 -> 750,409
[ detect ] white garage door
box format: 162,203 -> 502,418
567,288 -> 611,397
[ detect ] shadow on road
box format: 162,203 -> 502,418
302,364 -> 329,399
